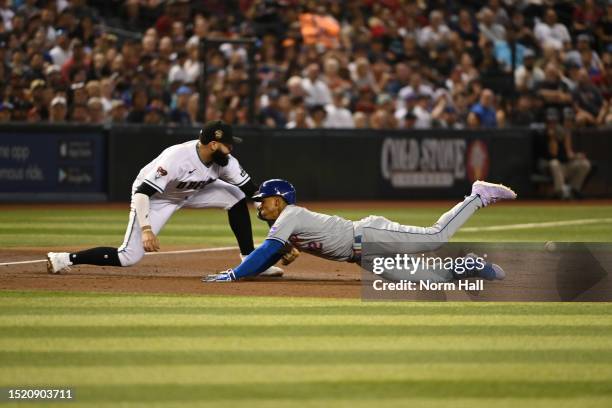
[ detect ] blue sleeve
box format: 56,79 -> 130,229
233,239 -> 284,279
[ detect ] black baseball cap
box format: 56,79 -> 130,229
199,120 -> 243,145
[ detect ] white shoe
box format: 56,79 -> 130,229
259,265 -> 284,277
46,252 -> 72,274
471,180 -> 517,207
240,254 -> 284,277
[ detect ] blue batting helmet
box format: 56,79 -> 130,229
252,179 -> 296,205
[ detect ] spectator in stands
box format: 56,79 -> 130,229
515,49 -> 545,92
350,57 -> 378,93
452,9 -> 479,49
573,0 -> 603,36
536,63 -> 573,119
0,102 -> 12,122
412,94 -> 432,129
573,68 -> 607,126
286,105 -> 311,129
0,0 -> 608,131
109,100 -> 126,124
187,93 -> 200,125
596,3 -> 612,49
287,75 -> 306,100
544,108 -> 591,199
144,106 -> 166,125
71,103 -> 89,123
353,111 -> 368,128
302,63 -> 332,107
61,38 -> 89,83
324,89 -> 354,128
534,8 -> 570,51
169,85 -> 192,125
299,4 -> 340,50
310,105 -> 327,128
468,88 -> 501,128
126,88 -> 148,123
29,79 -> 50,120
510,93 -> 537,126
49,97 -> 67,123
259,90 -> 287,128
87,97 -> 105,124
478,7 -> 506,43
418,10 -> 450,49
566,34 -> 604,75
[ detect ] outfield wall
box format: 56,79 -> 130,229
1,124 -> 610,202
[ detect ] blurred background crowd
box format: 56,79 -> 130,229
0,0 -> 611,129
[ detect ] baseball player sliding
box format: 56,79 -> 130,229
46,121 -> 282,277
203,179 -> 517,282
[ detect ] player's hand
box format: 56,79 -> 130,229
282,247 -> 300,265
142,228 -> 160,252
202,269 -> 236,282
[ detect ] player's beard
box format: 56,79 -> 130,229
212,150 -> 229,166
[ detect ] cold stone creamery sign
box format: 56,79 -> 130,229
381,137 -> 467,188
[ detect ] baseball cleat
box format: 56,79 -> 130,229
478,262 -> 506,280
202,269 -> 237,282
463,253 -> 505,281
471,180 -> 517,207
46,252 -> 72,274
259,265 -> 284,277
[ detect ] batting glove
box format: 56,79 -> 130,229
202,269 -> 237,283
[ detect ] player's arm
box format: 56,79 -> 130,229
239,179 -> 257,199
203,239 -> 285,282
204,207 -> 298,282
134,182 -> 160,252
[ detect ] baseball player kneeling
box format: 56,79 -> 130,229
46,121 -> 282,277
204,179 -> 516,282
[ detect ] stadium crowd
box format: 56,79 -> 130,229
0,0 -> 611,129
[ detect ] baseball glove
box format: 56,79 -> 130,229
281,245 -> 300,265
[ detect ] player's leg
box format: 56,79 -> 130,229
362,180 -> 516,251
565,158 -> 591,195
548,159 -> 566,198
46,200 -> 178,273
186,180 -> 283,277
116,200 -> 176,266
186,180 -> 254,255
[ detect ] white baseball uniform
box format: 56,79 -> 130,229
117,140 -> 250,266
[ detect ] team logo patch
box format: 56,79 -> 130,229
155,166 -> 168,179
214,130 -> 223,139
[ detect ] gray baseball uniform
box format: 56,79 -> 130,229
267,194 -> 483,265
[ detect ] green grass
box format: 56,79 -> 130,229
1,292 -> 612,407
1,204 -> 611,247
1,203 -> 612,406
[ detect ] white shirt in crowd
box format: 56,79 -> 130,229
301,77 -> 332,107
514,65 -> 545,90
479,22 -> 506,42
49,46 -> 71,68
324,104 -> 355,128
168,63 -> 189,84
418,24 -> 450,48
184,60 -> 201,84
534,20 -> 570,50
0,6 -> 14,30
413,105 -> 432,129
